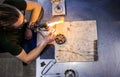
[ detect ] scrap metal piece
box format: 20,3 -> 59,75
55,34 -> 66,45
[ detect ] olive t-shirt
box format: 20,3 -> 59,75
3,0 -> 27,10
0,0 -> 27,56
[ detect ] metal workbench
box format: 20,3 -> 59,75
36,0 -> 120,77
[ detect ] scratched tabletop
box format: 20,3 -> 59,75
36,0 -> 120,77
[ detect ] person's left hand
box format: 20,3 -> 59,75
25,28 -> 33,40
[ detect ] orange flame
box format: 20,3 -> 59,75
47,17 -> 64,27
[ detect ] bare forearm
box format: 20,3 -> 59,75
16,40 -> 47,64
29,4 -> 42,25
25,1 -> 42,25
26,40 -> 47,64
16,33 -> 55,64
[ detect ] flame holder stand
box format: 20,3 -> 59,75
52,0 -> 66,16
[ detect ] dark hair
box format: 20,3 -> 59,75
0,4 -> 19,28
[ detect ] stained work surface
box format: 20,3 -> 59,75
55,21 -> 98,62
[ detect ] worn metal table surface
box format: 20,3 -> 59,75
36,0 -> 120,77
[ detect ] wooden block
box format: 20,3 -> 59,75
55,20 -> 98,62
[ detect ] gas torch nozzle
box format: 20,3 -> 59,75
33,23 -> 49,32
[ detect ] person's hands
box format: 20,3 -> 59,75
27,22 -> 36,29
25,28 -> 33,40
43,32 -> 55,44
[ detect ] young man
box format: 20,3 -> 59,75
0,0 -> 55,64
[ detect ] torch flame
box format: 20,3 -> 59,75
46,17 -> 64,36
47,17 -> 64,27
